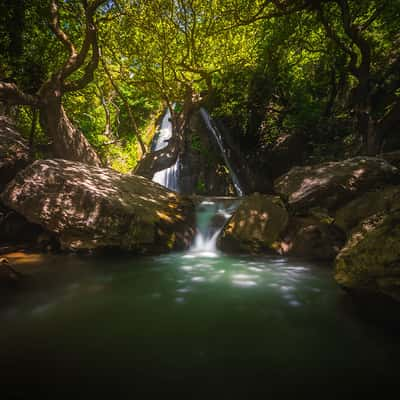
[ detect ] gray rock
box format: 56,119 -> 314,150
274,157 -> 399,213
0,117 -> 30,192
335,209 -> 400,302
335,186 -> 400,232
278,216 -> 346,261
218,193 -> 289,253
1,159 -> 195,253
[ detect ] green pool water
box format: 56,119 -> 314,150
0,250 -> 399,398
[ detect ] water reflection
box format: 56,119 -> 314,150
1,251 -> 398,395
1,251 -> 327,322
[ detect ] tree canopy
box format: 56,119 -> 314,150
0,0 -> 399,171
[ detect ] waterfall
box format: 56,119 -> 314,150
189,198 -> 240,256
152,109 -> 180,192
199,108 -> 244,197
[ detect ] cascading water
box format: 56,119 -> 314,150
152,108 -> 180,192
189,198 -> 240,256
199,108 -> 244,197
152,108 -> 244,254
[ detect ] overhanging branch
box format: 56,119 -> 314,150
49,0 -> 77,60
50,0 -> 107,81
0,82 -> 40,107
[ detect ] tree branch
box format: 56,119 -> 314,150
63,33 -> 100,92
361,3 -> 387,31
100,53 -> 147,155
216,0 -> 312,33
49,0 -> 77,60
51,0 -> 107,81
336,0 -> 371,78
0,82 -> 40,106
377,99 -> 400,143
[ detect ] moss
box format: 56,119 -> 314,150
335,210 -> 400,301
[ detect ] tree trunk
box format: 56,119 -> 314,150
39,83 -> 101,166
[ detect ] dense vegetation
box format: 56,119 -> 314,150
1,0 -> 399,173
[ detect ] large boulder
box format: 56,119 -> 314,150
335,210 -> 400,302
335,186 -> 400,233
218,193 -> 289,253
274,157 -> 399,213
1,159 -> 195,253
0,116 -> 30,192
277,216 -> 346,261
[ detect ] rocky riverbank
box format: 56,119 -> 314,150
219,156 -> 400,302
1,118 -> 400,304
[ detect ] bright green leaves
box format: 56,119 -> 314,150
110,0 -> 257,106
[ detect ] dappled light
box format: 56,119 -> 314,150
3,252 -> 45,266
275,157 -> 398,211
2,159 -> 195,252
1,0 -> 400,395
220,194 -> 288,253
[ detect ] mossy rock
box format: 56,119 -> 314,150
335,186 -> 400,233
278,216 -> 346,261
218,193 -> 289,253
335,210 -> 400,302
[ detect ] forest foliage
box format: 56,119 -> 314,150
1,0 -> 399,171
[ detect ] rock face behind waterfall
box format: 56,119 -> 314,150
274,157 -> 399,213
219,193 -> 289,253
180,110 -> 239,196
1,159 -> 195,253
0,116 -> 30,192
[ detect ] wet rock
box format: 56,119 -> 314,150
219,193 -> 289,253
335,210 -> 400,302
278,217 -> 346,261
0,116 -> 30,192
1,159 -> 195,253
274,157 -> 399,213
180,110 -> 237,196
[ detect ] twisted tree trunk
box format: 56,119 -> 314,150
39,80 -> 101,165
0,0 -> 105,166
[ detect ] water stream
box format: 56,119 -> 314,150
0,201 -> 399,396
152,108 -> 180,192
152,107 -> 243,197
200,108 -> 244,197
190,197 -> 239,256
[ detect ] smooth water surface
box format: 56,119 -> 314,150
1,251 -> 399,397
